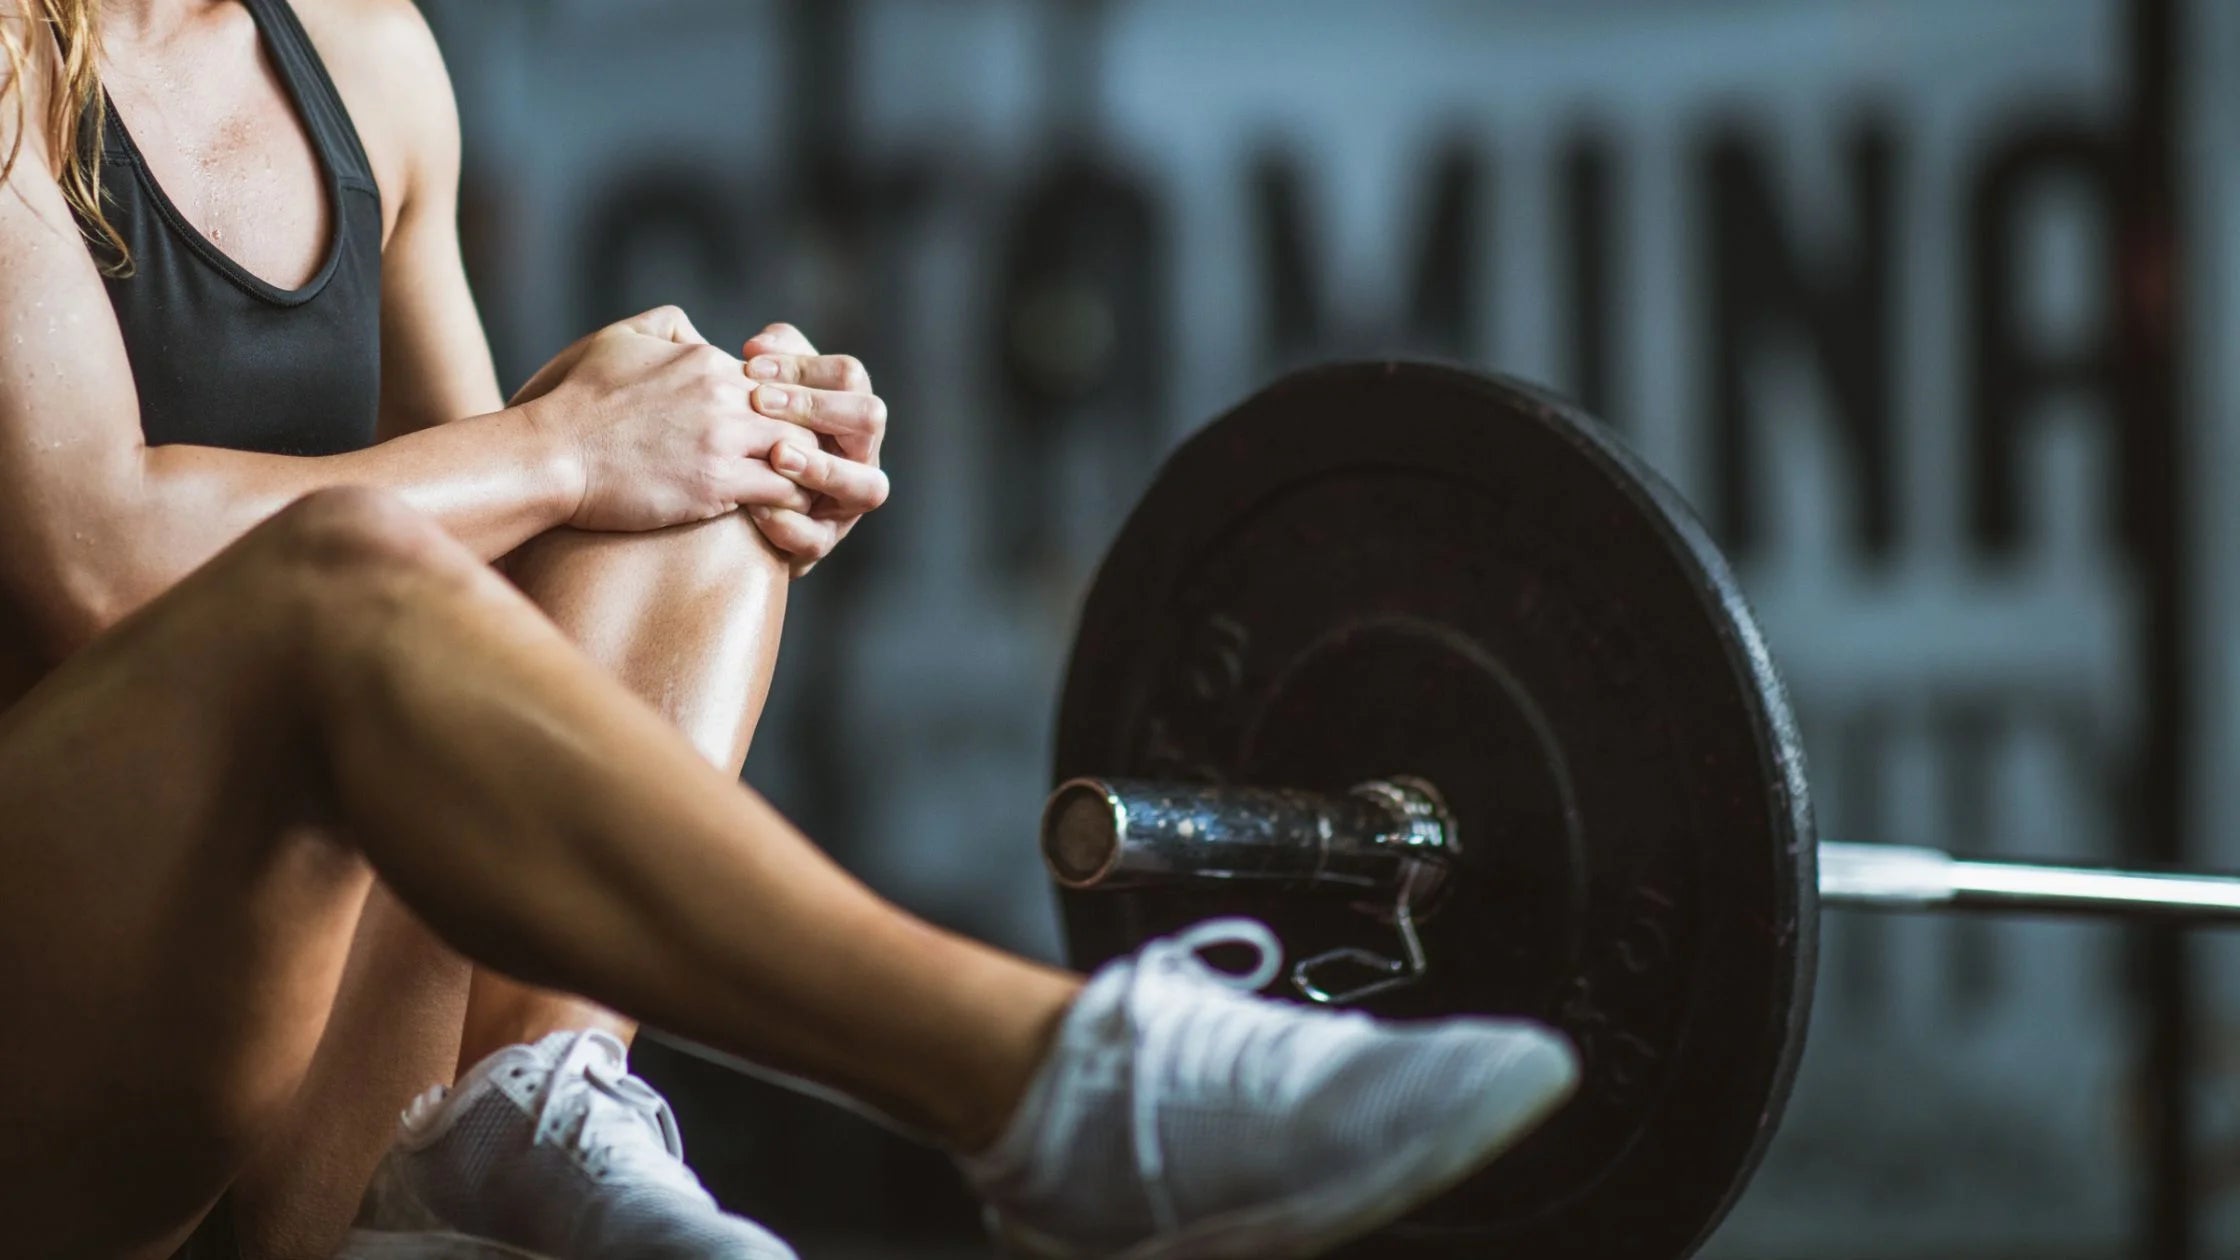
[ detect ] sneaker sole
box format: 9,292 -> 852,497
994,1032 -> 1577,1260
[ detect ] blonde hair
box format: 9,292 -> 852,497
1,0 -> 129,270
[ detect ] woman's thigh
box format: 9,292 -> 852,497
0,497 -> 404,1259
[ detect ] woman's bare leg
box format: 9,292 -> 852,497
316,495 -> 1079,1145
228,516 -> 790,1258
458,514 -> 790,1063
224,886 -> 472,1260
313,500 -> 1077,1137
0,489 -> 1077,1259
0,492 -> 444,1260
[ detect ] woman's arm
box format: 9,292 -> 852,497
358,0 -> 504,438
0,72 -> 542,657
350,3 -> 889,567
0,24 -> 815,661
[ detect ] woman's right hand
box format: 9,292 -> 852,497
513,307 -> 828,533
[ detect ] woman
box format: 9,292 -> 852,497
0,3 -> 1580,1259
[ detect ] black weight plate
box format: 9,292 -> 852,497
1050,362 -> 1816,1259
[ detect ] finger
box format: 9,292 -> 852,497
621,305 -> 712,346
741,321 -> 817,359
769,441 -> 890,515
724,461 -> 816,514
749,384 -> 886,442
743,414 -> 822,458
743,352 -> 873,394
748,505 -> 839,560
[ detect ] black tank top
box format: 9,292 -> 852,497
77,0 -> 382,456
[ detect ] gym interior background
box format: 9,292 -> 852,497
414,1 -> 2240,1256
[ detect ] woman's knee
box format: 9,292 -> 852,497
257,487 -> 463,580
248,489 -> 520,676
509,511 -> 785,597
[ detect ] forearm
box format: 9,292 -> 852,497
150,403 -> 573,554
40,405 -> 579,650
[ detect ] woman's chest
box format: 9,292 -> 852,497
103,45 -> 334,292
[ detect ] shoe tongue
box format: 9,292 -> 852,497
537,1030 -> 684,1157
531,1027 -> 627,1068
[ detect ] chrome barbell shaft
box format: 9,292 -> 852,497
1044,780 -> 2240,927
1818,842 -> 2240,924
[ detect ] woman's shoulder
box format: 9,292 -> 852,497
287,0 -> 457,242
290,0 -> 444,61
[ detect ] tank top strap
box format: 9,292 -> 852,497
238,0 -> 378,192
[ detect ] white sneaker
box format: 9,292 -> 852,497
337,1029 -> 795,1260
962,919 -> 1578,1260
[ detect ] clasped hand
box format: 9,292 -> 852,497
512,306 -> 890,576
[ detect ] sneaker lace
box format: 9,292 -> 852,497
531,1029 -> 694,1184
1125,917 -> 1285,1235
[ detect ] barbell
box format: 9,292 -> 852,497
1038,362 -> 2240,1258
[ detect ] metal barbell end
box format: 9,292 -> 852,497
1040,776 -> 1456,901
1041,777 -> 1458,1004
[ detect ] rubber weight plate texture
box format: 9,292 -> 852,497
1050,362 -> 1816,1258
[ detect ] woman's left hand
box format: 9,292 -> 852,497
738,322 -> 891,577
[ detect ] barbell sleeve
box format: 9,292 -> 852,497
1041,776 -> 1456,898
1817,842 -> 2240,924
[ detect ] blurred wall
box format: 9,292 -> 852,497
414,1 -> 2240,1255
